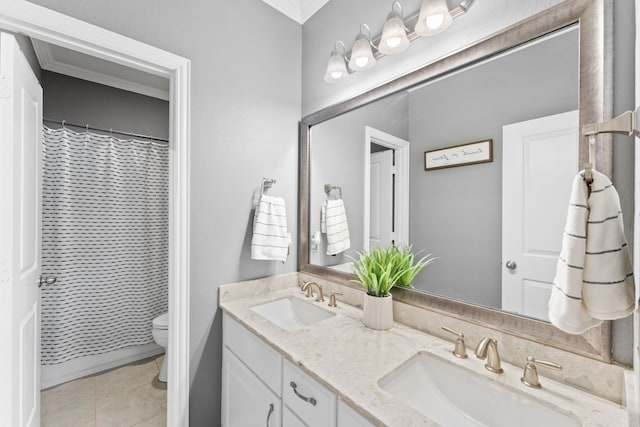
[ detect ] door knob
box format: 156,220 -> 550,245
505,260 -> 517,270
39,275 -> 57,288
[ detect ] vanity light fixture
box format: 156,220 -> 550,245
323,0 -> 475,84
414,0 -> 453,36
349,24 -> 377,71
323,41 -> 349,83
378,2 -> 410,55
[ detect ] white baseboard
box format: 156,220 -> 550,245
41,343 -> 164,390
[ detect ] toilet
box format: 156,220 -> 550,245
152,312 -> 169,382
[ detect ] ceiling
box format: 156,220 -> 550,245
260,0 -> 331,23
30,0 -> 327,100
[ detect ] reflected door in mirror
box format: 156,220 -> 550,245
501,110 -> 579,320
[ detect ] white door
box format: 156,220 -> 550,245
221,347 -> 282,427
502,110 -> 578,320
0,33 -> 44,427
370,149 -> 394,249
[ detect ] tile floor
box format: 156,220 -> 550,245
41,354 -> 167,427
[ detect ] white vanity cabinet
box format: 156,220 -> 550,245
222,348 -> 281,426
283,359 -> 337,427
222,314 -> 282,427
222,313 -> 375,427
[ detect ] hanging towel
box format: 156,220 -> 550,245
251,194 -> 290,262
321,199 -> 350,255
548,170 -> 635,334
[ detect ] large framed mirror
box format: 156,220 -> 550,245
299,0 -> 618,362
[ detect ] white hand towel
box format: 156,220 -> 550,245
548,170 -> 635,334
251,194 -> 289,262
321,199 -> 350,255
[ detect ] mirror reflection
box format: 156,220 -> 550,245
308,26 -> 602,322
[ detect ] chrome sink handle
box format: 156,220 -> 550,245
441,326 -> 468,359
521,356 -> 562,389
289,381 -> 317,406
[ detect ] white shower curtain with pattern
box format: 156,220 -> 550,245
41,125 -> 169,365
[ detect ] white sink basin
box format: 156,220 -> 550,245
378,352 -> 581,427
251,297 -> 335,331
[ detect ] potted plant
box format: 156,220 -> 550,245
390,245 -> 436,289
351,245 -> 434,330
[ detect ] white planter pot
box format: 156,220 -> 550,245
362,293 -> 393,330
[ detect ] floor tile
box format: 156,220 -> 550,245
42,376 -> 95,418
93,357 -> 159,402
42,356 -> 166,427
132,413 -> 166,427
95,382 -> 166,427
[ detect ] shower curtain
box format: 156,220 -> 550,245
41,126 -> 169,365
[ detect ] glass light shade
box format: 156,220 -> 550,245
324,50 -> 349,83
349,35 -> 376,71
414,0 -> 452,36
378,15 -> 409,54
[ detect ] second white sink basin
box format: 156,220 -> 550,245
378,352 -> 581,427
251,297 -> 335,331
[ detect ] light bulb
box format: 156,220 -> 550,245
355,56 -> 369,68
414,0 -> 452,36
330,71 -> 343,79
349,30 -> 376,71
426,13 -> 444,29
386,37 -> 401,48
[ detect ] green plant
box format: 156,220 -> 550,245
390,245 -> 436,288
350,245 -> 435,297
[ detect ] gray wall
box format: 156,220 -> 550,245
27,0 -> 301,424
408,29 -> 578,308
309,94 -> 409,266
42,71 -> 169,138
303,0 -> 635,365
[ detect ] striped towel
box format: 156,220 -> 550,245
321,199 -> 350,255
251,194 -> 290,262
548,170 -> 635,334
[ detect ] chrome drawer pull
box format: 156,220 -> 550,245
266,403 -> 274,426
289,381 -> 317,406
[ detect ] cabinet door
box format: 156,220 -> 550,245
283,405 -> 307,427
337,400 -> 375,427
222,347 -> 281,427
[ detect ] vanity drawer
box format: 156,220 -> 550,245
223,313 -> 282,394
283,359 -> 336,427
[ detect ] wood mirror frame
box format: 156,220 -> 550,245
298,0 -> 614,362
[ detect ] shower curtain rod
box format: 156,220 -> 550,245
43,118 -> 169,143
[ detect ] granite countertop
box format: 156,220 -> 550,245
219,277 -> 627,427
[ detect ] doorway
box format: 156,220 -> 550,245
0,3 -> 190,426
363,126 -> 410,250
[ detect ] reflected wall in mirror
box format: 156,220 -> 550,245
300,0 -> 628,362
310,27 -> 581,321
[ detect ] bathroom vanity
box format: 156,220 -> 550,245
219,273 -> 628,426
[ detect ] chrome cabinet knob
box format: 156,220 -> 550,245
505,260 -> 517,270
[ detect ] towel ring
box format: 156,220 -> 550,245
324,184 -> 342,199
261,177 -> 276,195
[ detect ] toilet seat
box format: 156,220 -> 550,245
153,312 -> 169,330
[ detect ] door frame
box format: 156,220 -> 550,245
363,126 -> 409,250
0,2 -> 191,426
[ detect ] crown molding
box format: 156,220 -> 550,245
261,0 -> 330,24
32,39 -> 169,100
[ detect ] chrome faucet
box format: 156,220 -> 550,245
301,281 -> 324,302
475,338 -> 503,373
